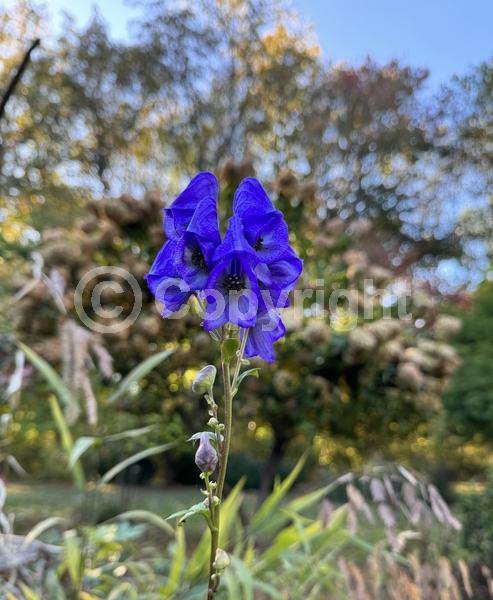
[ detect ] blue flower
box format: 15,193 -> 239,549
243,308 -> 286,363
145,172 -> 220,316
145,239 -> 192,316
233,178 -> 303,310
233,178 -> 289,263
145,172 -> 303,362
164,172 -> 219,240
174,195 -> 221,290
203,216 -> 260,330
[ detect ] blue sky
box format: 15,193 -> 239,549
43,0 -> 493,88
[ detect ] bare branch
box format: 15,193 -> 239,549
0,38 -> 41,123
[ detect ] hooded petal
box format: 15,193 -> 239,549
164,172 -> 219,240
244,310 -> 286,362
172,195 -> 222,291
148,274 -> 191,317
186,195 -> 221,251
145,240 -> 192,314
242,211 -> 289,263
145,240 -> 177,289
255,246 -> 303,291
212,216 -> 258,264
233,178 -> 276,218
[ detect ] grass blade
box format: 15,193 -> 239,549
162,527 -> 186,598
111,509 -> 174,535
48,394 -> 86,490
18,342 -> 78,416
99,442 -> 175,486
251,453 -> 306,535
108,349 -> 175,403
69,436 -> 98,468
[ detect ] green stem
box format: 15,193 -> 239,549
207,329 -> 248,599
232,330 -> 249,392
48,394 -> 86,491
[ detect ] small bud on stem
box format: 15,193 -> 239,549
195,432 -> 218,474
192,365 -> 217,394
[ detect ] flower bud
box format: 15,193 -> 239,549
192,365 -> 217,394
195,432 -> 218,474
213,548 -> 230,572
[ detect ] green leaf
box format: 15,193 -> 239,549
236,368 -> 260,387
233,368 -> 260,394
185,478 -> 245,582
259,479 -> 344,537
107,583 -> 135,600
161,527 -> 186,598
105,425 -> 155,442
69,436 -> 98,468
45,570 -> 67,600
48,395 -> 85,490
166,500 -> 210,526
108,349 -> 175,403
228,555 -> 255,600
19,584 -> 41,600
63,530 -> 82,589
25,516 -> 69,545
18,342 -> 78,416
99,442 -> 175,486
187,431 -> 224,445
222,338 -> 240,362
251,453 -> 307,535
112,510 -> 174,535
257,506 -> 348,570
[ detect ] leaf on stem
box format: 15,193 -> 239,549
166,500 -> 211,527
222,338 -> 240,363
233,368 -> 260,393
187,431 -> 224,445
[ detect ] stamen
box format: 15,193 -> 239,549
224,273 -> 245,291
191,247 -> 206,269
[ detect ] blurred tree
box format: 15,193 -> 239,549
1,0 -> 470,271
134,0 -> 320,172
297,61 -> 464,270
0,0 -> 473,486
443,280 -> 493,440
8,166 -> 461,487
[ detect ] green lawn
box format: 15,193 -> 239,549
6,481 -> 199,532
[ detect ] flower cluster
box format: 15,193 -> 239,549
145,172 -> 302,361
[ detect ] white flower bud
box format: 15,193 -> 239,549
192,365 -> 217,394
213,548 -> 230,572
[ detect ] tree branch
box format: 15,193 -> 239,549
0,38 -> 41,123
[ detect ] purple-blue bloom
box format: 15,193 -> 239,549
164,172 -> 219,241
145,172 -> 220,316
203,216 -> 260,330
233,178 -> 289,263
145,172 -> 303,361
243,308 -> 286,363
